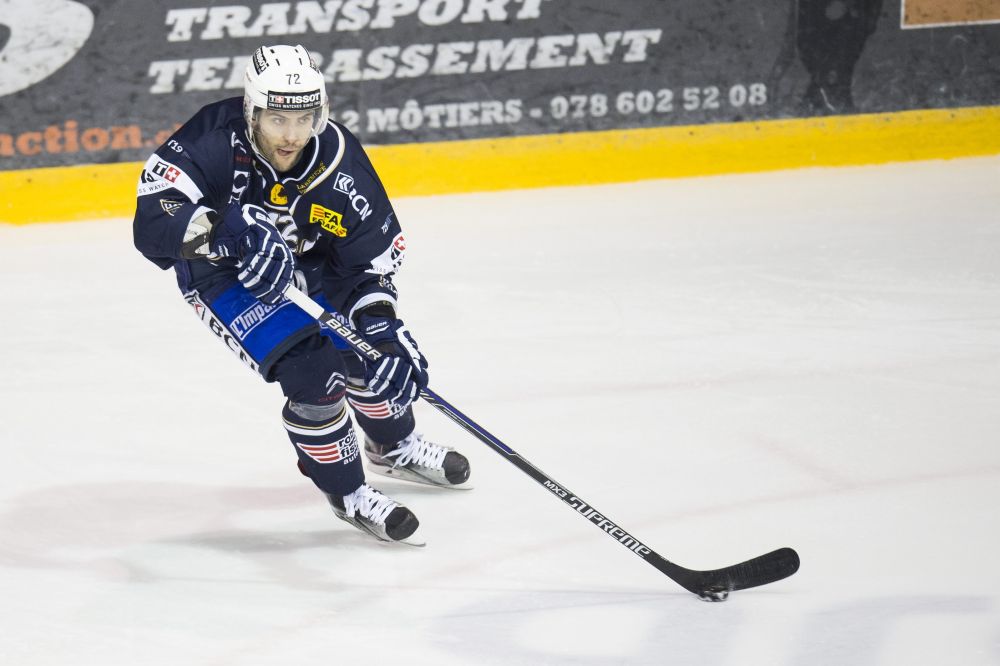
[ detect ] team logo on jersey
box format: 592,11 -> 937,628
309,203 -> 347,237
295,430 -> 359,464
270,183 -> 288,205
160,199 -> 184,216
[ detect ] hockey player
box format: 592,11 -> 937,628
132,44 -> 470,545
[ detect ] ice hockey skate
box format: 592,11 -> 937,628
325,483 -> 423,546
364,432 -> 472,489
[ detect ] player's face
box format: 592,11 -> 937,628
253,109 -> 316,172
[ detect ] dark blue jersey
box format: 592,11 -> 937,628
133,97 -> 405,317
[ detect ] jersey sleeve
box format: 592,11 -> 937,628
131,131 -> 229,270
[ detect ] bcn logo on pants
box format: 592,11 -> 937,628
184,292 -> 260,374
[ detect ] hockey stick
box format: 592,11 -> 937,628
285,286 -> 800,600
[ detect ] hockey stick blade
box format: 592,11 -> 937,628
284,287 -> 801,600
651,547 -> 800,602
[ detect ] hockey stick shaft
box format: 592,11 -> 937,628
285,286 -> 799,598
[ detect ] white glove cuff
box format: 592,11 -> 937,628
348,294 -> 398,324
181,207 -> 218,258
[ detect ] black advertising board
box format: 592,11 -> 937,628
1,0 -> 998,171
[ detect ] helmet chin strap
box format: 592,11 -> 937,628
241,119 -> 281,177
243,105 -> 271,167
243,109 -> 280,171
247,126 -> 274,164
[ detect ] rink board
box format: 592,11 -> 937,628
2,105 -> 999,225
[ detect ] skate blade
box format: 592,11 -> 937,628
356,529 -> 426,548
367,463 -> 474,490
333,512 -> 426,546
361,524 -> 426,548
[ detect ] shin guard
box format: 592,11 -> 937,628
282,400 -> 363,497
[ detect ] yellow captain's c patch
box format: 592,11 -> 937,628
270,183 -> 288,205
309,203 -> 346,237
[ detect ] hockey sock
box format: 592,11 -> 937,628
282,400 -> 364,496
347,389 -> 416,447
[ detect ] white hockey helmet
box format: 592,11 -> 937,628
243,45 -> 329,152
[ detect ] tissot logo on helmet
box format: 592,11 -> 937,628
267,91 -> 322,110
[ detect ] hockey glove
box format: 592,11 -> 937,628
356,308 -> 429,408
211,203 -> 295,306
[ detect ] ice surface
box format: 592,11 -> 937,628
1,157 -> 998,665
